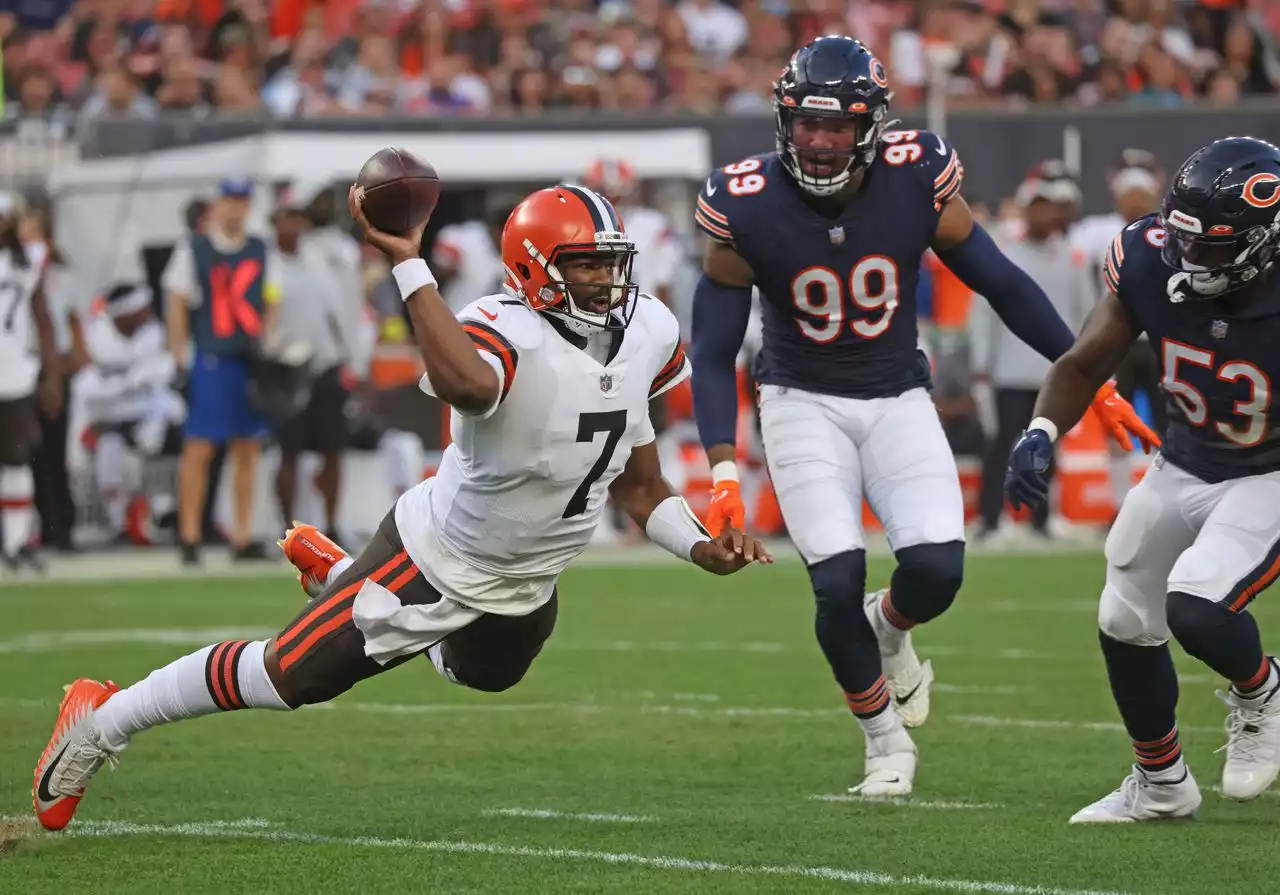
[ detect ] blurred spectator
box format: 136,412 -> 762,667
8,0 -> 1280,118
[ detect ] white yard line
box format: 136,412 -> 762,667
483,808 -> 657,823
809,795 -> 1003,810
0,629 -> 1092,665
950,715 -> 1223,737
0,697 -> 1223,737
0,628 -> 275,654
0,815 -> 1132,895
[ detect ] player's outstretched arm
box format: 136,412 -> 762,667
609,441 -> 773,575
932,196 -> 1076,363
690,240 -> 754,535
1031,290 -> 1140,439
1006,290 -> 1142,509
348,185 -> 499,415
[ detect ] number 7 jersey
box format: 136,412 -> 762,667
694,131 -> 963,399
407,292 -> 690,580
0,242 -> 48,400
1108,213 -> 1280,482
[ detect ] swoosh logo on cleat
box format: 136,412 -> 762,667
37,742 -> 70,805
895,682 -> 923,705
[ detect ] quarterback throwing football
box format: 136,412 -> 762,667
32,181 -> 771,832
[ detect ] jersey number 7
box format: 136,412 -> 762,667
563,410 -> 628,518
1,282 -> 22,333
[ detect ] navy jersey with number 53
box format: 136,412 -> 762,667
694,129 -> 964,398
1108,213 -> 1280,482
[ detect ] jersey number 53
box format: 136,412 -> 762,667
791,257 -> 900,342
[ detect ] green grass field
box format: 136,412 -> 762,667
2,553 -> 1278,894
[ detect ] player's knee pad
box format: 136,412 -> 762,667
1166,589 -> 1263,681
1097,580 -> 1168,646
888,541 -> 964,624
807,550 -> 868,619
445,652 -> 531,694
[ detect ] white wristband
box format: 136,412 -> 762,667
710,461 -> 739,483
645,496 -> 711,562
393,258 -> 436,302
1028,417 -> 1060,443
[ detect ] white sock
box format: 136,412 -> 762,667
868,590 -> 910,653
427,642 -> 460,684
95,639 -> 290,750
325,556 -> 355,589
1140,756 -> 1188,784
0,465 -> 35,557
858,704 -> 904,738
95,432 -> 129,532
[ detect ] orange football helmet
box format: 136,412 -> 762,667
583,158 -> 638,204
501,185 -> 638,334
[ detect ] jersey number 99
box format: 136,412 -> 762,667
791,257 -> 901,342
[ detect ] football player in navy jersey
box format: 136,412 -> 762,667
1008,136 -> 1280,822
689,34 -> 1159,798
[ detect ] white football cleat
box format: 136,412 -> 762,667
1217,682 -> 1280,801
864,588 -> 933,728
33,679 -> 122,831
1069,766 -> 1201,824
850,727 -> 917,798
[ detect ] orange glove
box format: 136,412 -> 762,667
1091,381 -> 1161,453
706,480 -> 747,537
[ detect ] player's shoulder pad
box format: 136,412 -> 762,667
694,152 -> 775,245
456,294 -> 544,352
880,129 -> 964,210
631,292 -> 682,347
1104,213 -> 1166,296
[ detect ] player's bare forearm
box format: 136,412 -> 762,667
166,293 -> 190,366
1033,291 -> 1140,432
31,284 -> 57,368
608,441 -> 678,529
402,280 -> 499,415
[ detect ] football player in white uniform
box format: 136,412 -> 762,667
32,182 -> 772,832
582,158 -> 683,308
0,197 -> 59,575
67,283 -> 186,543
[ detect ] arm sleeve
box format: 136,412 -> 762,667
935,222 -> 1076,362
690,274 -> 752,450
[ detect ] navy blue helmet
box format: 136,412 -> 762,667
772,36 -> 894,197
1162,136 -> 1280,300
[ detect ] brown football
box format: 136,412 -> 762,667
355,147 -> 441,234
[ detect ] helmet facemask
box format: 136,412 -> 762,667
775,104 -> 888,197
520,235 -> 638,337
1162,208 -> 1280,301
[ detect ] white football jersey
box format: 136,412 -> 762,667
616,205 -> 682,298
82,306 -> 167,376
1070,212 -> 1126,303
0,242 -> 48,399
395,292 -> 689,614
432,221 -> 502,313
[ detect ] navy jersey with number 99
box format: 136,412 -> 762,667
694,130 -> 964,399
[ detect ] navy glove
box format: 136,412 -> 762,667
1005,428 -> 1054,510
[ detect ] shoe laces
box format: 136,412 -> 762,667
1216,689 -> 1276,762
54,732 -> 118,797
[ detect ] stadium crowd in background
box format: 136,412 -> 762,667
2,0 -> 1279,124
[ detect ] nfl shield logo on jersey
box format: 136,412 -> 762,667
828,226 -> 845,245
599,373 -> 614,393
1211,319 -> 1229,340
